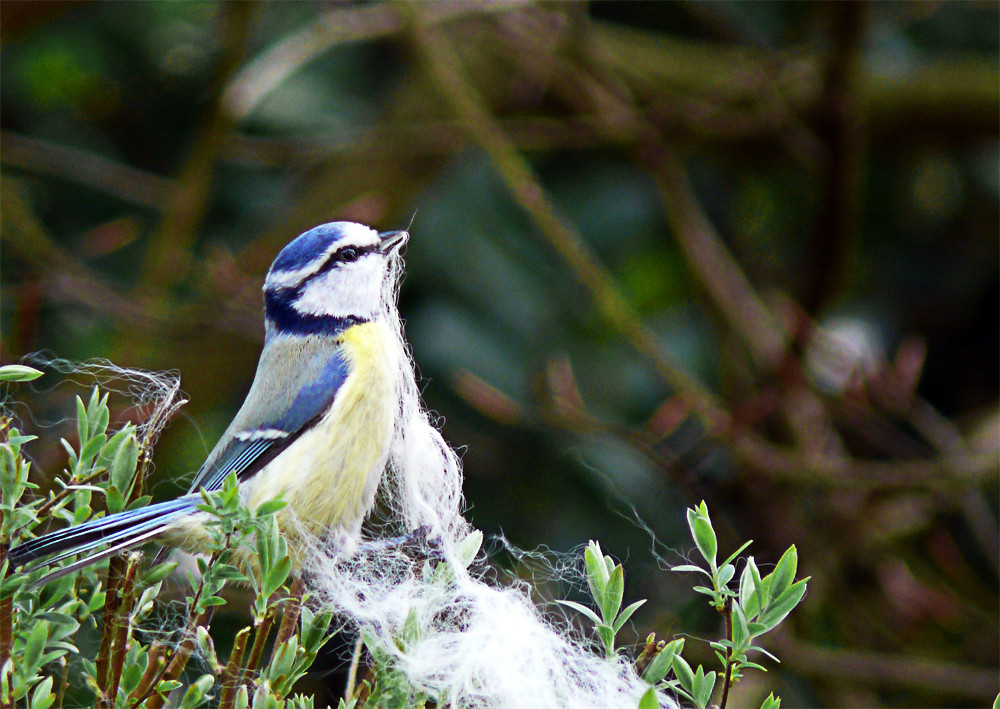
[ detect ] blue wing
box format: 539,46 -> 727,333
188,341 -> 349,493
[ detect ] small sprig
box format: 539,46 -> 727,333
670,501 -> 752,612
558,540 -> 646,658
669,501 -> 809,709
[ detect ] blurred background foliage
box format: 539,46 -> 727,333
1,2 -> 997,707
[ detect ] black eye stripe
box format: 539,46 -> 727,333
334,244 -> 375,262
297,244 -> 376,281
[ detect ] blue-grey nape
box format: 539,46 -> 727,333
271,222 -> 360,273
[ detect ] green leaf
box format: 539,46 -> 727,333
254,499 -> 288,517
747,644 -> 781,663
761,692 -> 782,709
106,486 -> 125,515
178,674 -> 214,708
456,529 -> 484,569
77,434 -> 107,469
731,600 -> 750,652
139,561 -> 178,587
24,620 -> 49,669
211,564 -> 248,582
638,687 -> 660,709
0,365 -> 43,382
196,627 -> 219,671
75,396 -> 88,452
612,599 -> 646,634
672,653 -> 695,694
739,557 -> 756,613
720,539 -> 754,570
596,624 -> 615,656
105,429 -> 139,498
156,679 -> 182,694
88,389 -> 110,440
671,563 -> 710,576
584,541 -> 609,600
126,494 -> 153,511
641,638 -> 683,684
601,564 -> 624,624
687,503 -> 717,568
300,609 -> 335,652
691,665 -> 716,709
28,676 -> 55,709
264,556 -> 292,596
766,545 -> 798,599
717,562 -> 735,587
556,599 -> 602,626
758,578 -> 808,632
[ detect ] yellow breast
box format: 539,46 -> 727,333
244,321 -> 398,542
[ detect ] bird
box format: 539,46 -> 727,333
10,221 -> 410,581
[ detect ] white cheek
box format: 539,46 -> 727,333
293,257 -> 384,319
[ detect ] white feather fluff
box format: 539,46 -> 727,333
296,248 -> 677,709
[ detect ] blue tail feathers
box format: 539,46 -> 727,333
8,497 -> 199,570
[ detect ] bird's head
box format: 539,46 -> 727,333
263,222 -> 408,336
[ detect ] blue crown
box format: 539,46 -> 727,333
270,222 -> 356,273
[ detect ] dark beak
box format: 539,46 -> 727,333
378,230 -> 408,254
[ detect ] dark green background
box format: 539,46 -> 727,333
2,2 -> 997,707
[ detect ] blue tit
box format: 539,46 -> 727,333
11,222 -> 409,580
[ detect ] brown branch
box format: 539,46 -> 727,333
732,434 -> 996,490
125,647 -> 166,706
772,634 -> 1000,702
223,2 -> 521,122
0,131 -> 176,210
140,606 -> 215,709
803,2 -> 868,313
1,180 -> 261,340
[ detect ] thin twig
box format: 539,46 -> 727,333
34,468 -> 108,522
0,542 -> 11,709
96,554 -> 127,706
273,577 -> 305,648
140,607 -> 215,709
131,548 -> 221,709
218,626 -> 251,709
643,145 -> 789,370
718,597 -> 734,709
139,1 -> 256,291
345,635 -> 364,701
240,605 -> 278,691
107,555 -> 142,705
